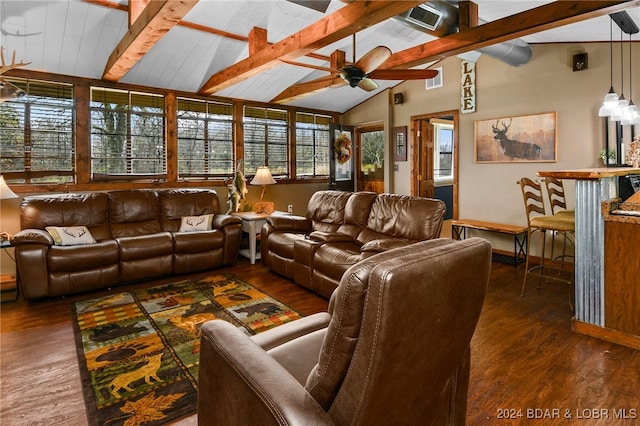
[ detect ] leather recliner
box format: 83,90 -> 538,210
198,237 -> 492,425
261,190 -> 446,299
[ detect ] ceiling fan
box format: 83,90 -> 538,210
278,34 -> 439,95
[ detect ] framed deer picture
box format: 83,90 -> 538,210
474,112 -> 557,163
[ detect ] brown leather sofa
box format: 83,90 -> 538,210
261,190 -> 446,298
12,188 -> 242,301
198,237 -> 492,425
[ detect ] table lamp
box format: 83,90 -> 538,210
0,175 -> 18,242
250,166 -> 276,214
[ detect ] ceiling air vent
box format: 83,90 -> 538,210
405,4 -> 443,31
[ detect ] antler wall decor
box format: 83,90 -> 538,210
0,46 -> 31,102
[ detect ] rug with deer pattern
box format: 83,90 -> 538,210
71,274 -> 302,426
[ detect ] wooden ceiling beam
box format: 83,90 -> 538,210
383,0 -> 638,70
198,0 -> 425,95
271,50 -> 347,103
102,0 -> 199,82
249,27 -> 268,56
129,0 -> 151,27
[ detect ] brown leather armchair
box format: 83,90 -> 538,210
198,237 -> 492,425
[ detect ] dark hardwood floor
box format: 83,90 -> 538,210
1,256 -> 638,425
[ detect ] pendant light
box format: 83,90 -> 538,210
621,32 -> 640,125
610,29 -> 629,121
599,19 -> 620,117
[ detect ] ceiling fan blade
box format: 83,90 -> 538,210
357,77 -> 379,92
354,46 -> 392,74
271,74 -> 345,103
279,59 -> 339,74
368,68 -> 439,80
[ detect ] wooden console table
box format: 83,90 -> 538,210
538,167 -> 640,349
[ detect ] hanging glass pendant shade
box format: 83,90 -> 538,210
598,87 -> 620,117
620,33 -> 640,125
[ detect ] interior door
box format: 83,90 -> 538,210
416,119 -> 435,198
411,111 -> 458,219
356,125 -> 385,193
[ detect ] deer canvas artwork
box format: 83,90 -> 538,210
474,112 -> 557,163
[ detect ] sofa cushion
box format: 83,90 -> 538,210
20,193 -> 111,241
267,232 -> 307,260
47,240 -> 120,272
306,190 -> 352,233
173,230 -> 223,253
46,225 -> 96,246
116,233 -> 174,261
159,188 -> 221,232
357,194 -> 445,244
312,243 -> 363,282
109,190 -> 162,237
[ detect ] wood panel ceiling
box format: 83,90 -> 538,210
1,0 -> 639,113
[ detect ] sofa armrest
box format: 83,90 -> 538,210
309,231 -> 354,243
199,320 -> 332,426
212,213 -> 242,229
360,238 -> 411,253
266,215 -> 312,233
12,229 -> 54,246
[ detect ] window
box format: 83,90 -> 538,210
433,119 -> 454,182
90,88 -> 165,179
243,106 -> 288,176
0,78 -> 74,183
425,67 -> 443,90
177,98 -> 234,178
295,112 -> 330,177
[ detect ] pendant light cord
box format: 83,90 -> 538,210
609,19 -> 613,89
620,29 -> 625,99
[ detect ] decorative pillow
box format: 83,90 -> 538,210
178,214 -> 214,232
45,226 -> 96,246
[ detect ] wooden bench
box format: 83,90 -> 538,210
451,219 -> 527,266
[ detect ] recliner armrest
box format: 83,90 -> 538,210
212,213 -> 242,228
11,229 -> 54,246
360,238 -> 411,253
266,215 -> 312,232
251,312 -> 331,351
198,320 -> 332,426
309,231 -> 354,243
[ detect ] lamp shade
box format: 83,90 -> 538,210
0,176 -> 18,199
250,166 -> 276,186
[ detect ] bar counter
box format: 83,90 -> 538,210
537,167 -> 640,349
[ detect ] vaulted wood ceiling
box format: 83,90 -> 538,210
2,0 -> 639,112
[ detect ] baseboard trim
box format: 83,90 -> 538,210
572,319 -> 640,350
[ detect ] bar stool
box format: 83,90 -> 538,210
544,176 -> 575,266
517,178 -> 575,303
544,177 -> 574,216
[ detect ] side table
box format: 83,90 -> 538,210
233,211 -> 289,264
1,239 -> 18,302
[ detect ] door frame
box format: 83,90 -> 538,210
355,124 -> 385,193
410,110 -> 459,219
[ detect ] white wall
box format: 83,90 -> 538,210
343,42 -> 640,252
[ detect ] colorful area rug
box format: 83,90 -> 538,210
71,274 -> 302,426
